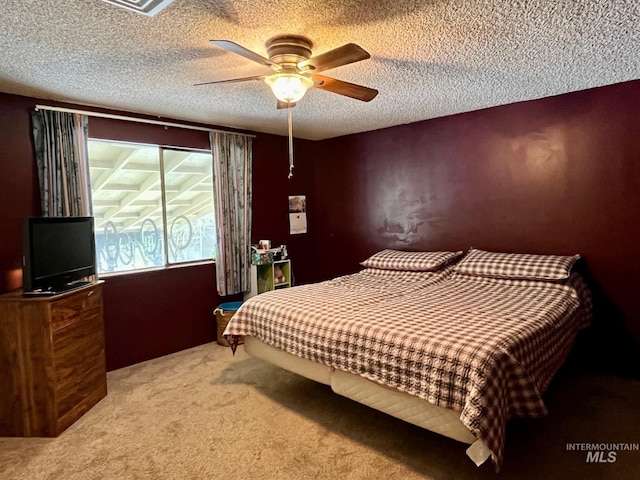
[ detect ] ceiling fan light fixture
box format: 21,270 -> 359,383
265,73 -> 314,103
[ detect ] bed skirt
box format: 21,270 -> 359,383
243,335 -> 492,466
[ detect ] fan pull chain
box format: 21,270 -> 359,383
288,108 -> 294,179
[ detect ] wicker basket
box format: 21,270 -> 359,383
214,302 -> 243,347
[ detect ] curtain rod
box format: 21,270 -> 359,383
34,104 -> 256,138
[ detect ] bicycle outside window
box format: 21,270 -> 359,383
88,140 -> 216,274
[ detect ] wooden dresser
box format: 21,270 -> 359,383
0,281 -> 107,437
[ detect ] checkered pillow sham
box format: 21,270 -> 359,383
454,248 -> 580,281
360,249 -> 463,271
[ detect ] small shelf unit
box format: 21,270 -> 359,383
245,259 -> 291,299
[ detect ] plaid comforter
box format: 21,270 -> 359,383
224,267 -> 591,469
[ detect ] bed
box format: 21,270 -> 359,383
224,248 -> 592,470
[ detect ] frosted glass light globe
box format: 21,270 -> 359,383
265,74 -> 314,103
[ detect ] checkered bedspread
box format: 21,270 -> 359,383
224,267 -> 591,469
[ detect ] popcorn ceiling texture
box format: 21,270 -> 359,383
0,0 -> 638,140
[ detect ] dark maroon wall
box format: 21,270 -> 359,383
305,81 -> 640,376
101,263 -> 223,370
3,81 -> 639,374
251,134 -> 316,286
0,93 -> 300,370
0,94 -> 40,293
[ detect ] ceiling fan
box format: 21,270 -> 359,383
196,35 -> 378,108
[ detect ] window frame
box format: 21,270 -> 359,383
88,138 -> 217,276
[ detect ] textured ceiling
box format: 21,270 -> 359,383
0,0 -> 638,140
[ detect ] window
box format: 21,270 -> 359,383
88,140 -> 216,274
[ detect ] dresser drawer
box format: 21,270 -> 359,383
52,313 -> 106,420
50,286 -> 103,332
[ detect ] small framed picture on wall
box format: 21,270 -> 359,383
288,195 -> 307,234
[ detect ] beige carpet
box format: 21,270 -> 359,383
1,342 -> 638,480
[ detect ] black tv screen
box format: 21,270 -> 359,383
22,216 -> 96,294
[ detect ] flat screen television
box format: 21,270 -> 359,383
22,216 -> 96,295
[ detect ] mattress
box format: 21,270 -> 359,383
244,335 -> 492,465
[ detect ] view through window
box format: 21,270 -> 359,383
88,140 -> 216,274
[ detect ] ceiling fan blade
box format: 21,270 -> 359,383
210,40 -> 278,69
299,43 -> 370,73
311,74 -> 378,102
277,101 -> 297,110
194,75 -> 264,86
